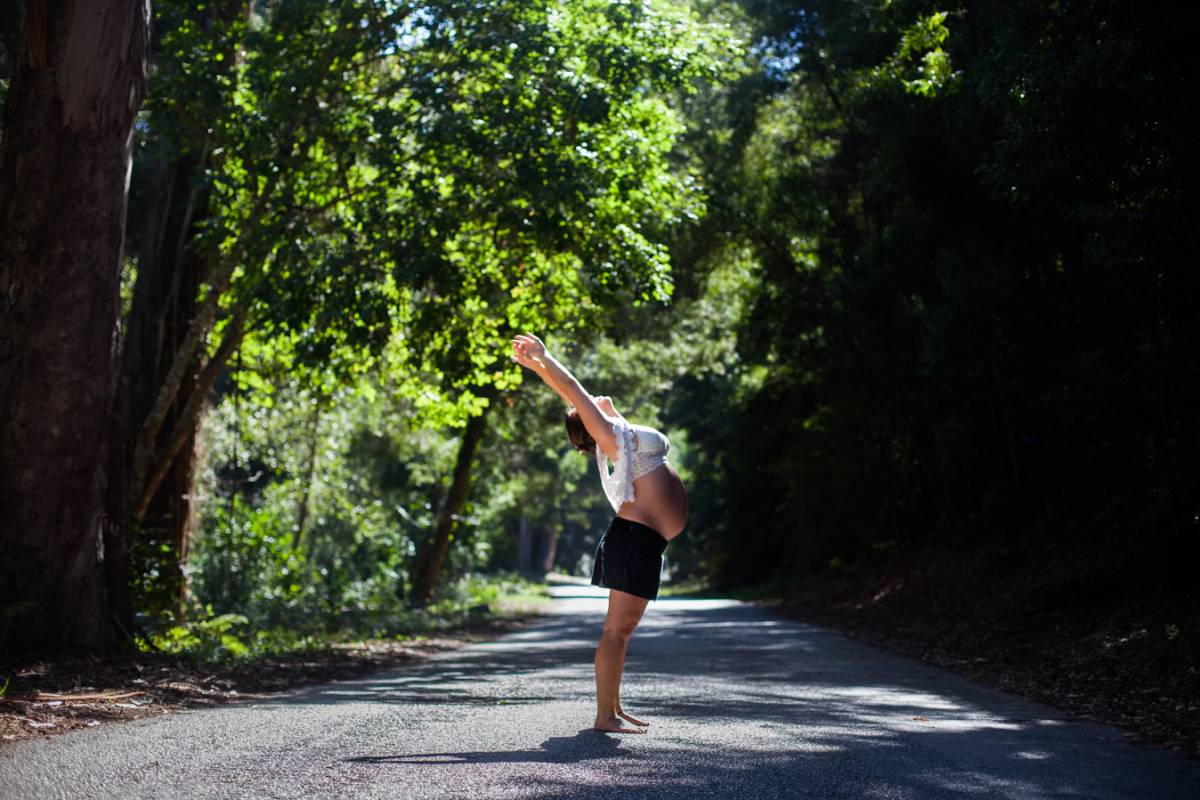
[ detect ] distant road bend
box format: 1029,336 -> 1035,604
3,583 -> 1197,799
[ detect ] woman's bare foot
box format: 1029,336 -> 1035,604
616,709 -> 649,727
594,715 -> 646,734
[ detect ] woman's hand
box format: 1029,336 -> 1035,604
516,333 -> 547,359
511,333 -> 548,370
508,333 -> 618,458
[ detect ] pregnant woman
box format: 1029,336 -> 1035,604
511,333 -> 688,734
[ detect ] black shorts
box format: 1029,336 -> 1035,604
590,516 -> 669,601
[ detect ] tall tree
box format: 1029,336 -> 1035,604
0,0 -> 150,653
115,0 -> 253,621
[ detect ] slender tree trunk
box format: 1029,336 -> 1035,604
0,0 -> 150,654
410,406 -> 490,605
517,516 -> 533,576
128,257 -> 238,508
294,401 -> 322,551
539,526 -> 558,575
111,143 -> 211,619
134,303 -> 248,521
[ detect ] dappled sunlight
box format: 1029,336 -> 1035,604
807,684 -> 966,711
279,599 -> 1200,799
6,595 -> 1194,800
913,769 -> 1052,798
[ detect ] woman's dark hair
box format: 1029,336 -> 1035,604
565,408 -> 596,454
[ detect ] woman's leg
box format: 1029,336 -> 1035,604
594,588 -> 649,732
611,631 -> 650,726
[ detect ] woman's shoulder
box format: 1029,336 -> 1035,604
596,415 -> 634,460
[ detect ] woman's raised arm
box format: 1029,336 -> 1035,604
511,334 -> 618,459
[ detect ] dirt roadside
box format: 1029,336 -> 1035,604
0,615 -> 536,748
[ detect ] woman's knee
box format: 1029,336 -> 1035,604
602,617 -> 640,641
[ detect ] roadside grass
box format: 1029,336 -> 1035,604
138,572 -> 553,664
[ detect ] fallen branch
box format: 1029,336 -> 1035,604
34,690 -> 146,702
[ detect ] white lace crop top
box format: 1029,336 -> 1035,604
596,417 -> 671,512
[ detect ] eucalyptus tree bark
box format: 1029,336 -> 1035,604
0,0 -> 150,653
128,252 -> 237,514
410,405 -> 491,605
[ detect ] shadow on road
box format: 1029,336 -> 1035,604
346,730 -> 633,766
281,600 -> 1197,799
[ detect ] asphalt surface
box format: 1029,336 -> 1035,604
3,584 -> 1198,800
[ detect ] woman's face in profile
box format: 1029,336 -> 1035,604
594,395 -> 616,416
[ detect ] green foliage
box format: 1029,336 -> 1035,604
143,0 -> 739,425
192,368 -> 431,633
189,338 -> 571,638
141,575 -> 546,663
380,0 -> 741,427
148,609 -> 251,662
121,0 -> 742,618
874,10 -> 957,97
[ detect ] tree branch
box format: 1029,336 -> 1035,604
134,303 -> 249,521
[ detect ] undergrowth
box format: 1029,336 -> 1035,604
140,572 -> 551,663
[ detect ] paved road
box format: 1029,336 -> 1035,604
3,585 -> 1198,799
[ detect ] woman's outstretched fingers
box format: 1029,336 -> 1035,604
517,333 -> 545,357
512,340 -> 541,370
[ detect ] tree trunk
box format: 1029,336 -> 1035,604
539,526 -> 558,575
294,401 -> 322,551
113,0 -> 254,619
128,258 -> 237,508
134,303 -> 248,521
410,406 -> 490,605
517,516 -> 534,576
110,142 -> 212,620
0,0 -> 149,654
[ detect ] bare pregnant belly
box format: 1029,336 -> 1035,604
617,463 -> 689,541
